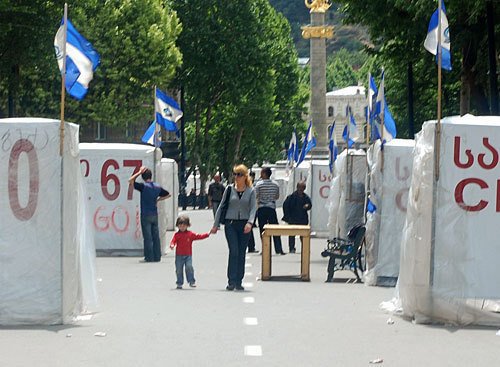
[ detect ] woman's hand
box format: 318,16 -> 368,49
210,227 -> 218,234
244,223 -> 252,234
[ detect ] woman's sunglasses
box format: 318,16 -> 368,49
233,172 -> 244,177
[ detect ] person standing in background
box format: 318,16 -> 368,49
247,171 -> 257,253
282,181 -> 312,253
208,174 -> 225,218
129,166 -> 171,262
254,167 -> 285,255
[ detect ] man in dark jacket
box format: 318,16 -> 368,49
282,181 -> 312,253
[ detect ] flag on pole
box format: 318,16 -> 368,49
367,198 -> 377,213
328,122 -> 337,173
297,121 -> 316,167
373,71 -> 397,143
424,0 -> 451,70
155,88 -> 183,132
342,106 -> 358,148
142,121 -> 161,146
287,129 -> 299,166
54,18 -> 100,100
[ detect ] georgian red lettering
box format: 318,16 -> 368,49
395,188 -> 409,212
319,185 -> 330,198
454,178 -> 488,212
478,137 -> 499,170
395,157 -> 410,181
454,136 -> 474,169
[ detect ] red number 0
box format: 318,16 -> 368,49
8,139 -> 39,221
101,159 -> 120,201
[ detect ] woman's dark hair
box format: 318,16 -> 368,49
141,169 -> 152,181
176,216 -> 191,227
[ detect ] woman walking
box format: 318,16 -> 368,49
211,164 -> 256,291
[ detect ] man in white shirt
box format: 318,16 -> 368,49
254,168 -> 285,255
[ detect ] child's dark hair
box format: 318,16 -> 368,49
176,216 -> 191,227
141,168 -> 152,181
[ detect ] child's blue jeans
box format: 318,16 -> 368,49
175,255 -> 195,285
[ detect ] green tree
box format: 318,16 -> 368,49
173,0 -> 307,185
337,0 -> 499,136
0,0 -> 182,137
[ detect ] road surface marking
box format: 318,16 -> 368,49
244,345 -> 262,356
243,296 -> 255,303
244,317 -> 258,325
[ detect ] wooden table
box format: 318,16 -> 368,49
261,224 -> 311,281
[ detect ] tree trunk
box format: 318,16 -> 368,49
460,41 -> 476,116
232,127 -> 244,167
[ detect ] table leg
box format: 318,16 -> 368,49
301,235 -> 310,281
262,234 -> 271,280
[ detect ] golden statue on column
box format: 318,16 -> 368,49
304,0 -> 332,13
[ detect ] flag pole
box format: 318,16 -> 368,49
345,105 -> 349,178
153,85 -> 158,181
59,3 -> 68,156
380,68 -> 385,172
366,73 -> 371,149
435,0 -> 442,182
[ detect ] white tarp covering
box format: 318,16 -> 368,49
309,160 -> 332,235
79,143 -> 177,256
397,115 -> 500,325
157,158 -> 179,253
0,118 -> 97,325
327,150 -> 366,238
364,139 -> 414,286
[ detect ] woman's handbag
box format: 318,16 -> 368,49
219,185 -> 232,225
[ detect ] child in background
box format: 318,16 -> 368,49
170,216 -> 210,289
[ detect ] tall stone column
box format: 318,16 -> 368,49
302,1 -> 333,157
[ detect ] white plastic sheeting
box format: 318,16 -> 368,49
0,118 -> 97,325
397,115 -> 500,325
79,143 -> 177,256
327,150 -> 366,238
157,158 -> 179,253
364,139 -> 414,286
309,160 -> 332,235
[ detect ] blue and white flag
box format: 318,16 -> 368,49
155,88 -> 183,132
373,71 -> 397,143
368,73 -> 377,113
328,122 -> 337,174
342,106 -> 358,148
367,198 -> 377,213
424,0 -> 451,70
54,18 -> 100,100
287,129 -> 299,166
141,121 -> 161,146
297,121 -> 316,167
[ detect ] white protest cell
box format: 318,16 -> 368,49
310,160 -> 332,235
0,117 -> 92,325
364,139 -> 414,286
327,150 -> 366,238
398,115 -> 500,326
79,143 -> 161,255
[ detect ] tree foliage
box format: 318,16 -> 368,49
0,0 -> 182,136
336,0 -> 499,136
173,0 -> 308,182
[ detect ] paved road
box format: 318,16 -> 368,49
1,209 -> 499,366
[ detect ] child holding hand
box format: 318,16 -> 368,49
170,216 -> 210,289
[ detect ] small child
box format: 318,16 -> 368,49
170,216 -> 210,289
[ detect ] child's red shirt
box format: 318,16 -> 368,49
170,230 -> 209,256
